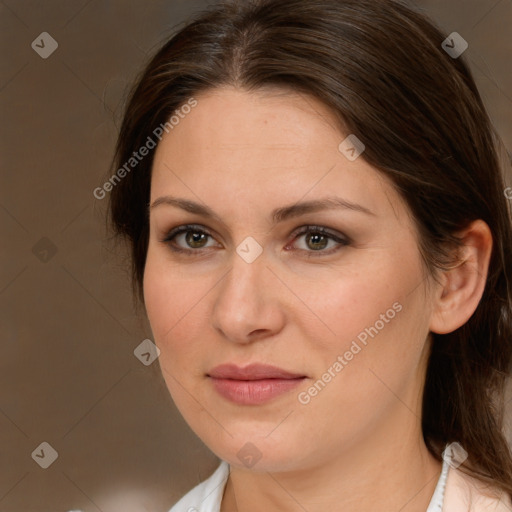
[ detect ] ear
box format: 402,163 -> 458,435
429,220 -> 493,335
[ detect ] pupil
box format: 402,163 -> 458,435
307,233 -> 327,250
187,231 -> 206,248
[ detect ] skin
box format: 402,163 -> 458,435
143,86 -> 493,512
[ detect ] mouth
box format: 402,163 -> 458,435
207,363 -> 307,405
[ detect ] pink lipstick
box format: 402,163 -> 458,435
207,363 -> 306,405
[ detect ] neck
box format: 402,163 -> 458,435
221,422 -> 442,512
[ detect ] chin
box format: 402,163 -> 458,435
196,427 -> 309,472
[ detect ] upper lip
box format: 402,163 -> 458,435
207,363 -> 306,380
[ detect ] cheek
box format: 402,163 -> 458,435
292,260 -> 406,355
143,255 -> 215,420
295,252 -> 429,396
143,252 -> 209,370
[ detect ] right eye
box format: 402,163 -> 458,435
160,224 -> 221,254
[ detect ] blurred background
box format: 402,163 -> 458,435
1,0 -> 511,510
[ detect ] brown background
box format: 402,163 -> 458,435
1,1 -> 511,511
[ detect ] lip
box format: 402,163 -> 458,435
208,363 -> 305,380
207,363 -> 307,405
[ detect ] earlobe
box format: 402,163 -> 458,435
429,220 -> 493,335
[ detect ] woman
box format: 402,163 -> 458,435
106,0 -> 512,510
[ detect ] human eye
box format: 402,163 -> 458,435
160,224 -> 220,254
286,225 -> 350,257
160,223 -> 350,258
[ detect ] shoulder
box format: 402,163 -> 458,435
168,461 -> 230,512
444,465 -> 512,512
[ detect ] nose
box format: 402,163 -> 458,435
211,246 -> 286,345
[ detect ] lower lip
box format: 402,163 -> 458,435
209,377 -> 305,405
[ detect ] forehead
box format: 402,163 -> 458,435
149,86 -> 407,226
155,86 -> 343,159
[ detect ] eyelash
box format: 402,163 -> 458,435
160,224 -> 350,258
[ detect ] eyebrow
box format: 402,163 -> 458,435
149,195 -> 376,224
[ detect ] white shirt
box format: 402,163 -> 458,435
169,454 -> 452,512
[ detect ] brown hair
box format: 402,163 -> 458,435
106,0 -> 512,497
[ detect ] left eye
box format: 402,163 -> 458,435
161,224 -> 349,256
287,226 -> 349,256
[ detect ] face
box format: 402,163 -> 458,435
144,86 -> 436,472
